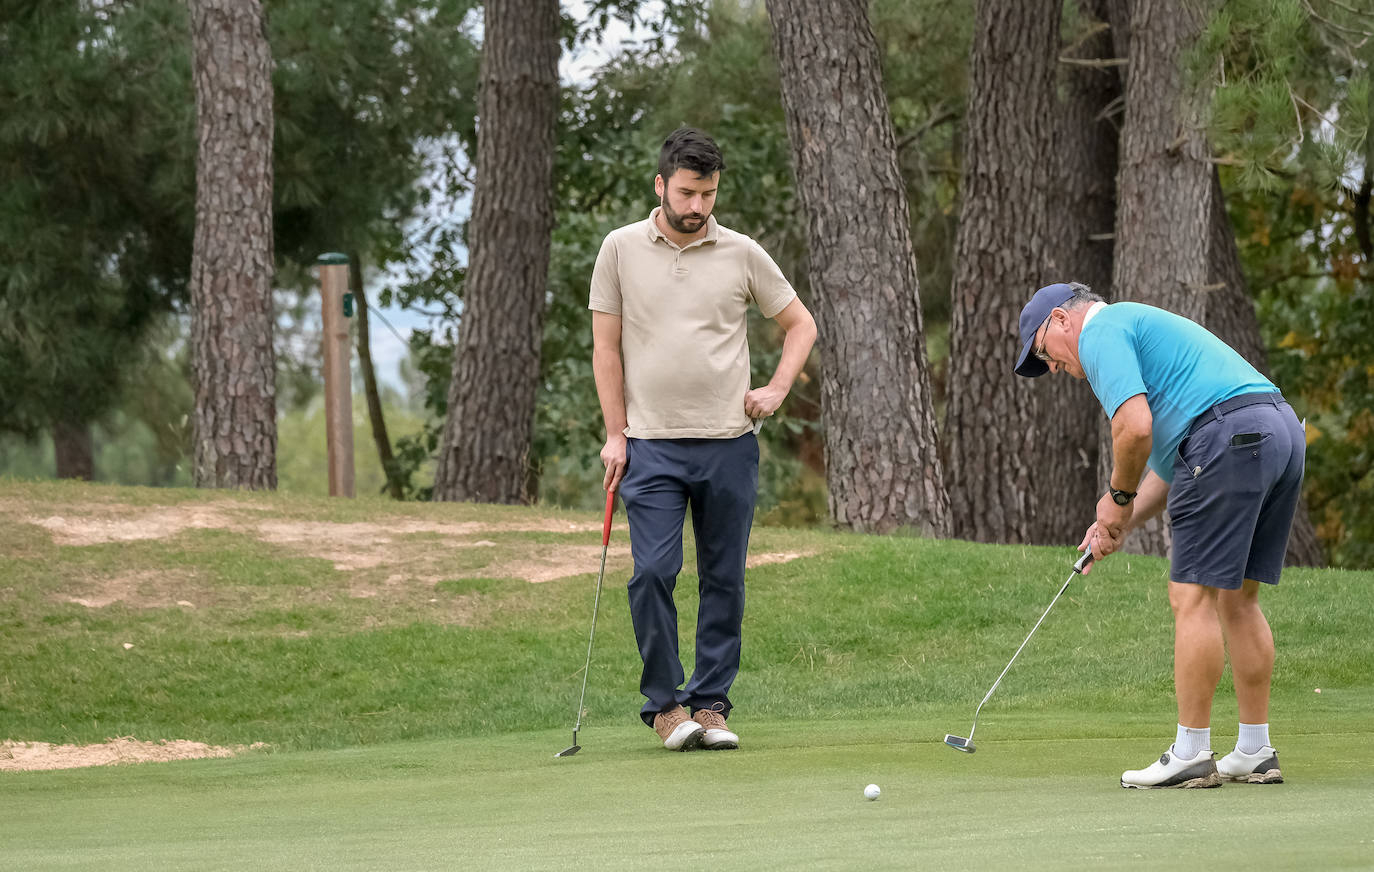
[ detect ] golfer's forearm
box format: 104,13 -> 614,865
1109,439 -> 1150,493
768,317 -> 817,391
592,349 -> 628,437
1126,470 -> 1170,529
1109,395 -> 1153,491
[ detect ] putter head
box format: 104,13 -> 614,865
554,730 -> 581,758
943,734 -> 976,753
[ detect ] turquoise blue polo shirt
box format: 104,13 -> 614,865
1078,302 -> 1276,482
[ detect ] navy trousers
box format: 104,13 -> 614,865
618,434 -> 758,726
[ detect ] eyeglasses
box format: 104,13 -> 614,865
1033,315 -> 1053,363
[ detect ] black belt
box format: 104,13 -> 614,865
1188,391 -> 1285,435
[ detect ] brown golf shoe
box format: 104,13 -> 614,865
653,705 -> 705,751
692,703 -> 739,750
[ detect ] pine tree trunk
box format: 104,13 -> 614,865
766,0 -> 950,535
1203,170 -> 1325,566
432,0 -> 558,504
945,0 -> 1102,545
52,417 -> 94,481
187,0 -> 277,490
1038,0 -> 1124,543
1105,0 -> 1215,557
350,254 -> 403,501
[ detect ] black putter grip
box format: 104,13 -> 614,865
1074,550 -> 1095,573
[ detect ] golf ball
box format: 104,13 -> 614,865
864,783 -> 881,801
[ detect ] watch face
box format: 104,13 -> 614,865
1112,491 -> 1131,505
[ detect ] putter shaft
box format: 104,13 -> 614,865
958,551 -> 1094,746
556,490 -> 615,758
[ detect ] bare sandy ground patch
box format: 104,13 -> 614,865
0,738 -> 267,772
52,569 -> 205,610
746,551 -> 812,568
31,505 -> 239,546
19,499 -> 802,588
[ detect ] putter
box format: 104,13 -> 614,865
555,489 -> 617,758
944,549 -> 1094,754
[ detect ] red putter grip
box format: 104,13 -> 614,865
602,490 -> 615,546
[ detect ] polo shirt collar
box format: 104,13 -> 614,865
646,207 -> 719,246
1081,300 -> 1107,328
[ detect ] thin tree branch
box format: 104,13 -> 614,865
365,301 -> 410,347
1316,0 -> 1374,23
1060,20 -> 1112,58
1058,56 -> 1128,68
1290,88 -> 1306,146
896,107 -> 959,153
1302,0 -> 1374,38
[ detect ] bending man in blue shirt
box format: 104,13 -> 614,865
1014,282 -> 1305,789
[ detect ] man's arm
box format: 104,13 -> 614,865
592,310 -> 629,492
1108,393 -> 1152,493
743,298 -> 818,419
1078,467 -> 1169,570
1084,393 -> 1154,562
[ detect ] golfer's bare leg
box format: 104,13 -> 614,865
1170,581 -> 1224,729
1216,579 -> 1274,724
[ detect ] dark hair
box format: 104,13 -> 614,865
1062,281 -> 1106,310
658,127 -> 725,181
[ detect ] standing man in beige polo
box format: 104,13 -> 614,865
589,127 -> 817,751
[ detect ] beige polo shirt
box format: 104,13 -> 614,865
588,208 -> 797,439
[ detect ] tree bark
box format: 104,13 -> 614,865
1038,0 -> 1124,543
1104,0 -> 1215,556
945,0 -> 1105,545
432,0 -> 559,504
52,417 -> 94,481
350,254 -> 403,500
187,0 -> 277,490
766,0 -> 950,535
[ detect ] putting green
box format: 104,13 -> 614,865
2,715 -> 1370,871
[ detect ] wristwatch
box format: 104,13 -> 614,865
1109,487 -> 1137,506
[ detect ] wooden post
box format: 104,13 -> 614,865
318,253 -> 355,498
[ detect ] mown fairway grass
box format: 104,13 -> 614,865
1,479 -> 1371,870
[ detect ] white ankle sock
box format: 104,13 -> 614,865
1174,724 -> 1210,760
1237,722 -> 1270,754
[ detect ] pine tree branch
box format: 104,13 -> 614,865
1060,21 -> 1112,58
1316,0 -> 1374,24
1302,0 -> 1374,38
896,107 -> 958,153
1058,56 -> 1127,68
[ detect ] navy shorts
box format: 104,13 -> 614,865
1167,392 -> 1306,589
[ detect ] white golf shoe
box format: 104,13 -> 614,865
692,703 -> 739,750
652,706 -> 705,751
1120,744 -> 1223,789
1217,746 -> 1283,783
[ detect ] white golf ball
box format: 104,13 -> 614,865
864,783 -> 881,801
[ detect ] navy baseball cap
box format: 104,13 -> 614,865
1014,283 -> 1077,378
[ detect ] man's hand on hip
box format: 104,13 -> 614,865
601,434 -> 627,492
744,384 -> 787,419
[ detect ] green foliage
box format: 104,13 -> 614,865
0,0 -> 480,483
269,0 -> 481,267
0,0 -> 194,438
1196,0 -> 1369,187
